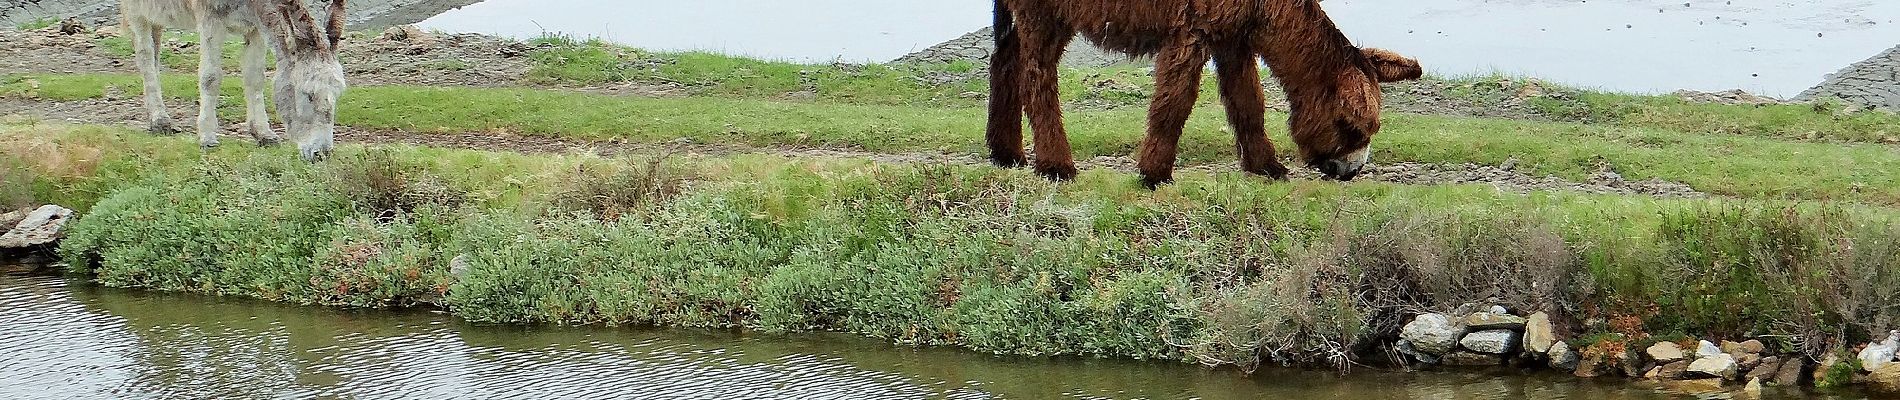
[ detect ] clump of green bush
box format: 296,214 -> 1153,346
49,143 -> 1900,371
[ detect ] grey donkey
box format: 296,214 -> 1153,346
120,0 -> 348,161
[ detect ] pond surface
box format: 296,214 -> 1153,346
0,273 -> 1863,399
415,0 -> 1900,97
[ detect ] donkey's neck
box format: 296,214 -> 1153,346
1255,0 -> 1360,92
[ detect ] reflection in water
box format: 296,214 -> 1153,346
0,274 -> 1844,399
418,0 -> 1899,97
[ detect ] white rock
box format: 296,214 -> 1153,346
1401,313 -> 1463,355
1488,305 -> 1509,314
1697,340 -> 1723,358
1860,330 -> 1900,372
1687,354 -> 1738,379
1461,329 -> 1520,354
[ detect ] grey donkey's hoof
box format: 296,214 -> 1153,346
255,136 -> 284,147
148,120 -> 180,135
300,148 -> 332,162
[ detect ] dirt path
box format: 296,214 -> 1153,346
0,95 -> 1704,198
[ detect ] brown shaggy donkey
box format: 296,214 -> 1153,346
987,0 -> 1423,187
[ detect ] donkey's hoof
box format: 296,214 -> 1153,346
149,120 -> 180,135
300,147 -> 333,162
1257,164 -> 1290,181
1035,165 -> 1078,182
1140,174 -> 1174,190
255,136 -> 284,147
199,139 -> 220,149
990,152 -> 1029,169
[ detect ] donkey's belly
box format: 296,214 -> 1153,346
1026,0 -> 1255,56
119,0 -> 257,34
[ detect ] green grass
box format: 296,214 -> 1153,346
8,121 -> 1897,370
7,72 -> 1898,205
16,18 -> 59,31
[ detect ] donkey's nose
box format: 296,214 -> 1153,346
1319,159 -> 1361,181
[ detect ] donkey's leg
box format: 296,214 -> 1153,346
193,23 -> 227,148
1134,34 -> 1210,189
240,31 -> 280,146
1212,43 -> 1289,180
985,20 -> 1028,168
1016,20 -> 1077,181
129,20 -> 176,135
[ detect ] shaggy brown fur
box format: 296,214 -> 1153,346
987,0 -> 1422,186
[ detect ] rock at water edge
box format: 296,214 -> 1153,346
1461,330 -> 1519,354
1688,354 -> 1738,380
1548,342 -> 1580,371
1870,363 -> 1900,395
1773,357 -> 1806,386
1647,342 -> 1687,363
1860,330 -> 1900,372
1523,312 -> 1557,353
1656,360 -> 1691,380
0,205 -> 75,249
1401,313 -> 1463,355
1745,356 -> 1783,383
1462,312 -> 1528,330
1742,377 -> 1763,397
1441,351 -> 1504,367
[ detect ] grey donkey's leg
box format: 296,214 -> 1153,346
241,31 -> 280,146
193,22 -> 227,148
129,19 -> 176,135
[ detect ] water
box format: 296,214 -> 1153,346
0,273 -> 1866,399
415,0 -> 1900,98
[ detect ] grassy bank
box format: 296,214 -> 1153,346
6,72 -> 1900,205
6,122 -> 1896,370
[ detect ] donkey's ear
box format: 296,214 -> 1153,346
1361,48 -> 1422,82
324,0 -> 346,49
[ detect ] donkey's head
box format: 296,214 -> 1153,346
254,0 -> 348,161
1285,47 -> 1420,181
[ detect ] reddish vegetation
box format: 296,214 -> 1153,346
985,0 -> 1421,187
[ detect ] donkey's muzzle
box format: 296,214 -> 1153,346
1319,159 -> 1360,181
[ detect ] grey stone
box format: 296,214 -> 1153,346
1657,360 -> 1691,380
1687,354 -> 1738,380
1440,351 -> 1503,366
0,205 -> 74,249
1548,341 -> 1580,371
1523,312 -> 1557,353
1797,45 -> 1900,111
1460,329 -> 1520,354
1746,356 -> 1783,383
0,208 -> 28,229
1397,339 -> 1439,364
1400,313 -> 1463,355
1462,312 -> 1528,330
448,253 -> 472,280
1774,357 -> 1806,386
1647,341 -> 1687,363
